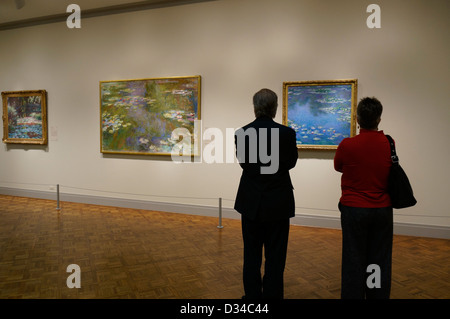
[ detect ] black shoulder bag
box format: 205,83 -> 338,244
386,135 -> 417,209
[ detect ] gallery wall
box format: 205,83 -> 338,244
0,0 -> 449,236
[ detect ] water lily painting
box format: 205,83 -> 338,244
282,79 -> 357,150
2,90 -> 48,145
100,76 -> 201,155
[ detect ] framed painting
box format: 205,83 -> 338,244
2,90 -> 48,145
100,75 -> 201,156
282,79 -> 357,150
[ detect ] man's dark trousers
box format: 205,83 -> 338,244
242,216 -> 290,299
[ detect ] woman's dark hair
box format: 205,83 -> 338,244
357,97 -> 383,130
253,88 -> 278,118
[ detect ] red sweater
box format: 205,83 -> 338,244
334,129 -> 392,208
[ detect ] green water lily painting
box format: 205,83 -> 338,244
2,90 -> 48,145
100,76 -> 201,155
282,79 -> 357,150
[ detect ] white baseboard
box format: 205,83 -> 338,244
0,186 -> 448,239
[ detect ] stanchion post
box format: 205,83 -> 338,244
56,184 -> 61,211
217,197 -> 223,229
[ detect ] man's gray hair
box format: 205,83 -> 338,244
253,88 -> 278,118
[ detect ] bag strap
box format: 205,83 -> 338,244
385,134 -> 399,164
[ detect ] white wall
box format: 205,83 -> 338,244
0,0 -> 449,230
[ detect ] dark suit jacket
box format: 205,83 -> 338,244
234,117 -> 298,222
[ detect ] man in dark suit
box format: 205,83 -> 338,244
234,88 -> 298,299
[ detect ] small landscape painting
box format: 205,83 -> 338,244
2,90 -> 48,145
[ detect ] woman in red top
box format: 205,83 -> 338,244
334,97 -> 393,299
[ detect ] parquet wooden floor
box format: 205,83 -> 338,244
0,194 -> 449,299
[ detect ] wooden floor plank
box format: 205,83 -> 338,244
0,194 -> 448,299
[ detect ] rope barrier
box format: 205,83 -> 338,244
224,197 -> 448,218
59,184 -> 219,201
0,181 -> 54,187
0,180 -> 449,219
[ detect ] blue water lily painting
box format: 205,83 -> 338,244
100,76 -> 201,155
2,90 -> 48,145
282,80 -> 357,149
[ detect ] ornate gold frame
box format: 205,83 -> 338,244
100,75 -> 201,156
282,79 -> 357,150
2,90 -> 48,145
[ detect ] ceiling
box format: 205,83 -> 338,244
0,0 -> 211,29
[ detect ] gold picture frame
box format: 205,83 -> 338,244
100,75 -> 201,156
2,90 -> 48,145
283,79 -> 357,150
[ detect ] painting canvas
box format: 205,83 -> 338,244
2,90 -> 48,145
100,76 -> 201,155
282,79 -> 357,150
